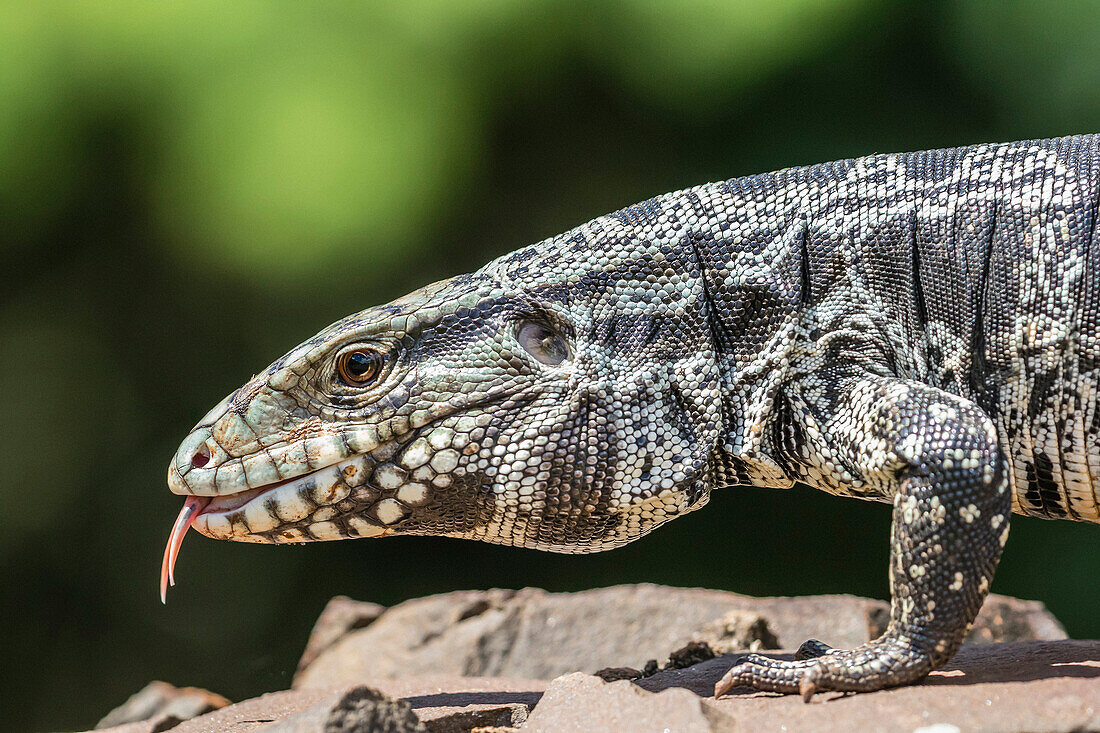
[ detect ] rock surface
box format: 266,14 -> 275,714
293,584 -> 1065,689
637,640 -> 1100,733
261,686 -> 426,733
295,595 -> 386,673
522,673 -> 729,732
292,586 -> 884,688
95,681 -> 229,732
92,585 -> 1088,733
695,609 -> 780,654
141,677 -> 544,733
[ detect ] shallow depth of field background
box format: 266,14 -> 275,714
4,2 -> 1100,730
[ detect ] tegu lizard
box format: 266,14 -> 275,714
162,135 -> 1100,699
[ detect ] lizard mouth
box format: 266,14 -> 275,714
159,390 -> 507,603
159,451 -> 387,603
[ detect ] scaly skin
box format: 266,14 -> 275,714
167,135 -> 1100,699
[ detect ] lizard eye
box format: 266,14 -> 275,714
517,321 -> 569,366
336,348 -> 386,386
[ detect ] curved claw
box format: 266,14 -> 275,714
713,667 -> 739,699
798,673 -> 817,702
713,653 -> 759,697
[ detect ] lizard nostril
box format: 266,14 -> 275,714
190,444 -> 211,469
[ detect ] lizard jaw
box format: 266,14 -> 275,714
161,398 -> 496,601
158,450 -> 392,602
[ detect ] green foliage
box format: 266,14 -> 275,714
0,0 -> 881,281
946,0 -> 1100,130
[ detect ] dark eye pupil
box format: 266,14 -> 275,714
518,322 -> 568,366
338,349 -> 383,385
346,352 -> 374,376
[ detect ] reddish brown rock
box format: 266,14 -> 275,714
166,688 -> 335,733
158,676 -> 545,733
95,681 -> 229,731
98,642 -> 1098,733
293,585 -> 886,688
94,587 -> 1080,732
91,723 -> 170,733
522,673 -> 735,733
694,609 -> 780,654
294,585 -> 1065,689
593,667 -> 645,682
296,596 -> 386,673
529,643 -> 1100,733
261,686 -> 426,732
638,640 -> 1100,733
966,594 -> 1069,643
294,589 -> 520,688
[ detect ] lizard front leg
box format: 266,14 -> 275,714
715,373 -> 1012,700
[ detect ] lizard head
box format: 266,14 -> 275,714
163,213 -> 726,599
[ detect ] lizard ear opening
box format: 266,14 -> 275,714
517,321 -> 569,365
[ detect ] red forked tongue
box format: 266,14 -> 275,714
159,496 -> 211,604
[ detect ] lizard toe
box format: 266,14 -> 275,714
713,653 -> 818,698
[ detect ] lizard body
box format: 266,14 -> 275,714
165,135 -> 1100,698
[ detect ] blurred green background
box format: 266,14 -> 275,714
4,1 -> 1100,730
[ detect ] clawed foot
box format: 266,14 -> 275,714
713,636 -> 934,702
712,650 -> 824,702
